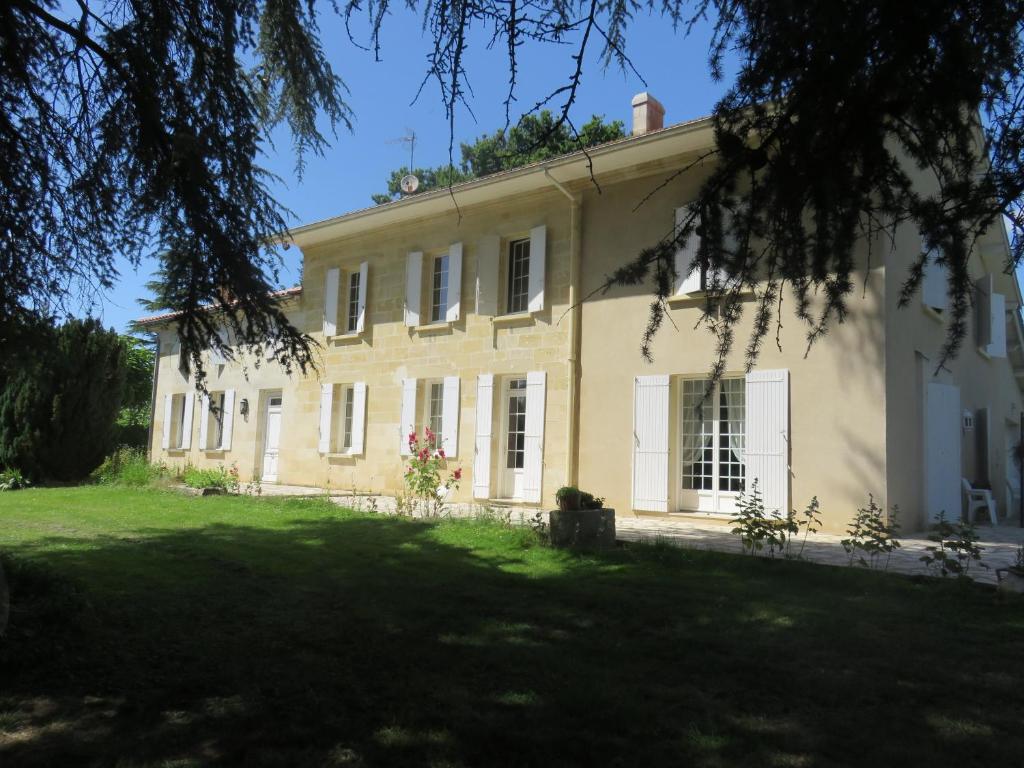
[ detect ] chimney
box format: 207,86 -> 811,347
631,92 -> 665,136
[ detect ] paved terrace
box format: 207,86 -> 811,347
253,484 -> 1024,585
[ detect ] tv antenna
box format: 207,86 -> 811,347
388,129 -> 420,195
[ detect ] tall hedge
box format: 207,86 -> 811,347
0,319 -> 126,481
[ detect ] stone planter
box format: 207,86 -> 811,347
549,508 -> 616,548
996,568 -> 1024,595
176,484 -> 226,497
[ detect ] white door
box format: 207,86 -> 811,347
262,394 -> 283,482
501,377 -> 528,500
678,377 -> 746,515
925,382 -> 961,523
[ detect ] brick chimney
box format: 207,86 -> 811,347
631,92 -> 665,136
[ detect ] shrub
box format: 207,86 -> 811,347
91,447 -> 166,487
920,512 -> 987,578
0,468 -> 30,491
841,495 -> 902,570
555,486 -> 604,509
731,480 -> 787,557
182,465 -> 238,492
403,427 -> 461,517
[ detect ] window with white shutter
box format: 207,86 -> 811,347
405,252 -> 423,326
221,389 -> 235,451
920,235 -> 947,311
527,226 -> 546,312
476,236 -> 500,316
473,374 -> 494,499
323,267 -> 340,337
446,243 -> 462,322
744,369 -> 789,518
633,375 -> 670,512
199,391 -> 227,450
674,207 -> 703,295
677,377 -> 745,515
976,274 -> 1007,357
441,376 -> 460,456
319,382 -> 366,455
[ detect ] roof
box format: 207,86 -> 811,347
134,285 -> 302,328
286,114 -> 716,250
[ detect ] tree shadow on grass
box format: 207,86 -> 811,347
1,505 -> 1023,767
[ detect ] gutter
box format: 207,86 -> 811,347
146,332 -> 160,460
544,167 -> 583,488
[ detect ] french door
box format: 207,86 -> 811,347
678,377 -> 745,514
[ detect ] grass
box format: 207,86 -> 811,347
1,486 -> 1023,767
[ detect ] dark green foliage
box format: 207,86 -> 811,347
91,447 -> 167,487
2,0 -> 348,377
372,112 -> 625,203
0,319 -> 125,481
841,496 -> 902,570
0,469 -> 30,492
117,335 -> 155,429
921,511 -> 987,578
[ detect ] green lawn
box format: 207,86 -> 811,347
1,487 -> 1022,767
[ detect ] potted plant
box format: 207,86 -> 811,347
555,486 -> 581,512
549,488 -> 615,548
996,546 -> 1024,594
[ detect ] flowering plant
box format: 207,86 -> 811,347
403,427 -> 462,517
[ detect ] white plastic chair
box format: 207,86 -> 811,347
962,478 -> 997,526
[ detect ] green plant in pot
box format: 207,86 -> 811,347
555,486 -> 581,512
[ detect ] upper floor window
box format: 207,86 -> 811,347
346,271 -> 361,333
431,254 -> 449,323
507,239 -> 530,314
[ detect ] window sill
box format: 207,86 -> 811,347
411,322 -> 453,334
922,304 -> 945,322
327,331 -> 365,344
201,448 -> 227,453
666,289 -> 754,307
325,451 -> 361,459
977,346 -> 992,360
490,312 -> 535,326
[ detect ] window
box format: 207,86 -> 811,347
418,380 -> 445,449
506,239 -> 530,314
346,271 -> 361,333
335,385 -> 355,451
505,378 -> 527,469
430,254 -> 449,323
174,394 -> 188,448
680,377 -> 745,497
207,391 -> 225,450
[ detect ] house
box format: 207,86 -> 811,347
138,93 -> 1024,533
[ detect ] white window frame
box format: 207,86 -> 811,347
345,270 -> 361,334
204,391 -> 226,451
677,376 -> 746,515
499,376 -> 529,499
429,254 -> 449,324
505,239 -> 531,315
420,379 -> 445,449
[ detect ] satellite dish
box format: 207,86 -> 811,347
400,174 -> 420,194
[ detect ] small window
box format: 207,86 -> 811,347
340,386 -> 355,450
418,380 -> 445,449
431,254 -> 449,323
346,271 -> 361,333
506,239 -> 530,314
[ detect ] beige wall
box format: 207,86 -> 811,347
883,220 -> 1023,532
150,188 -> 576,504
574,164 -> 889,533
147,138 -> 1021,533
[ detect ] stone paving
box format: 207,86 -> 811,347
252,484 -> 1024,585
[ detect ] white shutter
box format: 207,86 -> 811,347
180,392 -> 195,450
925,383 -> 962,523
400,377 -> 417,455
528,225 -> 546,312
989,292 -> 1007,357
356,261 -> 369,333
446,243 -> 463,322
405,252 -> 423,327
632,375 -> 670,512
440,376 -> 460,457
476,235 -> 500,316
351,382 -> 367,455
675,207 -> 703,294
976,275 -> 993,348
318,383 -> 333,454
198,393 -> 210,450
161,394 -> 173,450
522,371 -> 546,503
921,237 -> 947,310
745,369 -> 790,517
324,267 -> 339,337
221,389 -> 235,451
473,374 -> 494,499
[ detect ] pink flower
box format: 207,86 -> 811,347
438,448 -> 446,459
424,426 -> 435,441
453,467 -> 462,481
418,448 -> 429,462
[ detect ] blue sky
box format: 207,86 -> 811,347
95,8 -> 732,332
